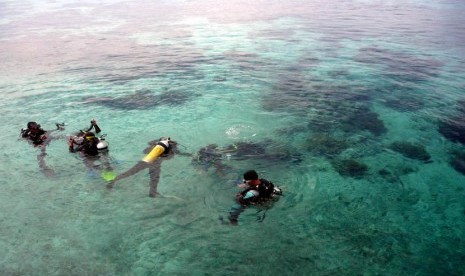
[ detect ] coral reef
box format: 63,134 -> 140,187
331,159 -> 368,178
354,47 -> 442,83
388,141 -> 431,161
383,94 -> 424,112
438,98 -> 465,145
83,89 -> 195,110
307,133 -> 348,157
225,141 -> 267,160
449,151 -> 465,175
341,106 -> 387,136
438,117 -> 465,145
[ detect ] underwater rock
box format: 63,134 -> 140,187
307,133 -> 348,158
389,141 -> 431,161
331,159 -> 368,178
438,117 -> 465,145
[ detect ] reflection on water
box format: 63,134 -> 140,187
1,0 -> 465,275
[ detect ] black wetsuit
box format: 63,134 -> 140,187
237,179 -> 275,204
68,122 -> 102,156
228,179 -> 278,224
69,135 -> 99,156
21,128 -> 47,145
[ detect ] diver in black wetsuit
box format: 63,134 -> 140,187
225,170 -> 282,225
107,137 -> 191,197
20,121 -> 65,176
192,144 -> 235,177
67,119 -> 112,177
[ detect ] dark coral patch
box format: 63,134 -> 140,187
88,89 -> 157,110
354,47 -> 442,83
457,98 -> 465,114
307,134 -> 348,158
156,90 -> 193,106
438,117 -> 465,145
389,141 -> 431,161
450,151 -> 465,175
383,94 -> 424,112
83,89 -> 195,110
224,141 -> 267,160
331,159 -> 368,178
220,140 -> 302,164
341,106 -> 387,136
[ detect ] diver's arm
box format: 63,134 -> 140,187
171,146 -> 192,157
176,151 -> 192,157
21,129 -> 30,138
167,140 -> 192,157
93,123 -> 101,134
85,119 -> 101,133
68,137 -> 75,152
68,136 -> 85,152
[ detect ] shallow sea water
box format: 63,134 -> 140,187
1,0 -> 465,275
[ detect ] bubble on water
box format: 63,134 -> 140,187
225,123 -> 258,139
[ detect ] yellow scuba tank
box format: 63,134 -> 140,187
142,139 -> 170,163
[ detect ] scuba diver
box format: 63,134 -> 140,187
106,137 -> 191,197
192,141 -> 302,177
224,170 -> 282,225
67,119 -> 113,179
20,121 -> 65,176
192,144 -> 235,177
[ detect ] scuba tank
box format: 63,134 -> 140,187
142,137 -> 170,163
97,134 -> 109,150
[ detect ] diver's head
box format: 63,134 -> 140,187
83,132 -> 98,146
27,122 -> 39,130
243,170 -> 259,181
158,137 -> 172,147
206,144 -> 218,150
146,137 -> 175,152
148,137 -> 171,145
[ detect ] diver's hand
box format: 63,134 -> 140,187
106,181 -> 115,189
237,183 -> 248,189
55,123 -> 65,131
67,137 -> 73,146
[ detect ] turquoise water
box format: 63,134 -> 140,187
1,0 -> 465,275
